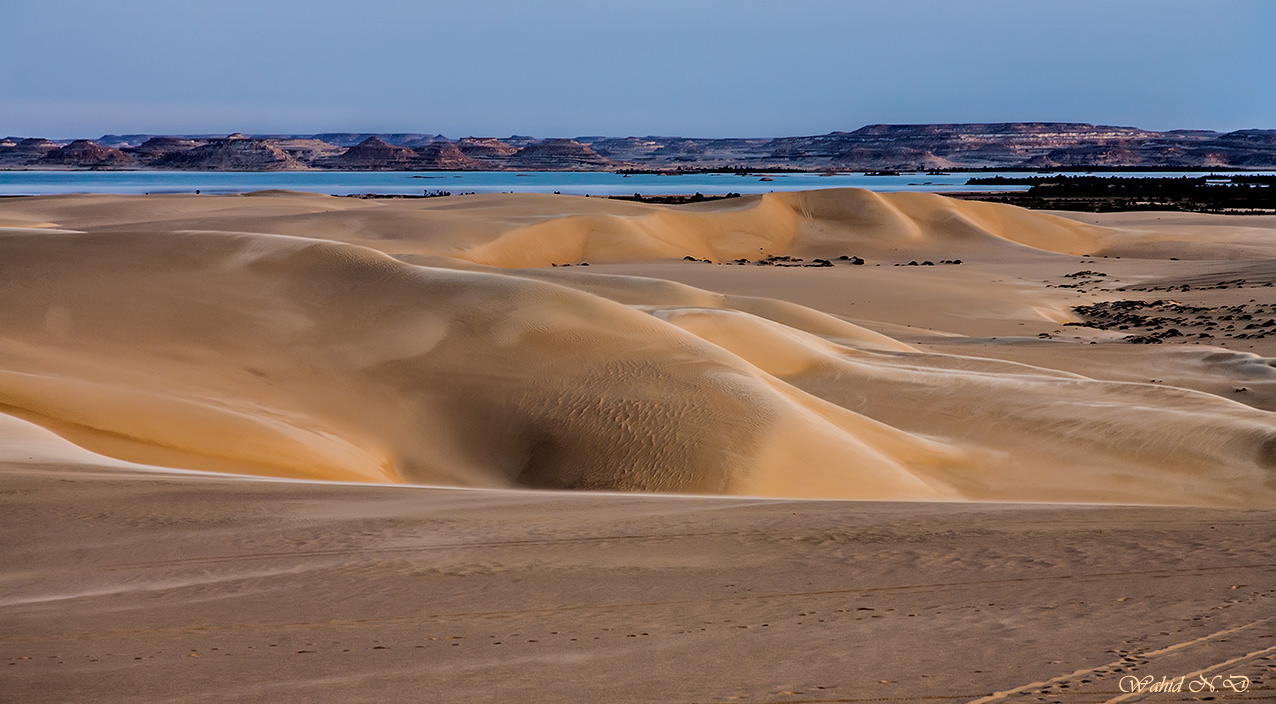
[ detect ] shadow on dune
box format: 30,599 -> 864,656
0,189 -> 1273,506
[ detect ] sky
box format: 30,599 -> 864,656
2,0 -> 1274,139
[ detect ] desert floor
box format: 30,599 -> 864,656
3,462 -> 1274,703
1,189 -> 1274,701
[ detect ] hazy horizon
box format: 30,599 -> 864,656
7,120 -> 1275,144
3,0 -> 1274,138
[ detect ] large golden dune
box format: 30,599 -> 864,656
1,189 -> 1273,506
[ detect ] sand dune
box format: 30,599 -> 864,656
0,188 -> 1158,263
0,189 -> 1273,506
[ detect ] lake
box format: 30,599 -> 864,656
1,169 -> 1270,197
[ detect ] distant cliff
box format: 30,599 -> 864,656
760,123 -> 1276,170
3,123 -> 1274,171
152,135 -> 303,170
503,139 -> 616,170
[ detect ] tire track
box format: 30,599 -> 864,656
966,618 -> 1272,704
1101,643 -> 1276,703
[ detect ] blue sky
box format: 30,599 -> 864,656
2,0 -> 1273,138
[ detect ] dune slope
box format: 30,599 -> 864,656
1,195 -> 1274,506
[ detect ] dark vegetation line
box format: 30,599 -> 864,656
956,175 -> 1276,213
605,192 -> 742,204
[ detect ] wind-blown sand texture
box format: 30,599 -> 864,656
0,189 -> 1273,505
3,189 -> 1276,702
2,462 -> 1273,703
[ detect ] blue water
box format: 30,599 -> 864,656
0,170 -> 1270,197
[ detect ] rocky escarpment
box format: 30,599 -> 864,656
4,124 -> 1275,171
764,123 -> 1276,170
314,137 -> 481,170
317,137 -> 420,170
586,136 -> 665,160
313,133 -> 447,147
0,138 -> 60,167
271,138 -> 345,163
125,137 -> 209,165
455,137 -> 521,165
152,136 -> 303,170
96,134 -> 160,148
504,139 -> 618,170
38,140 -> 136,169
413,141 -> 481,170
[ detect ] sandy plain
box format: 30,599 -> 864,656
1,188 -> 1274,702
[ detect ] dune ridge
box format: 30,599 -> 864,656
0,188 -> 1129,263
0,189 -> 1273,506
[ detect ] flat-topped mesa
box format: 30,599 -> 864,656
763,123 -> 1276,169
847,122 -> 1159,140
0,138 -> 60,167
1220,129 -> 1276,146
504,138 -> 619,171
318,137 -> 419,170
153,136 -> 303,170
766,123 -> 1163,168
413,141 -> 481,170
1204,130 -> 1276,167
38,140 -> 137,169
